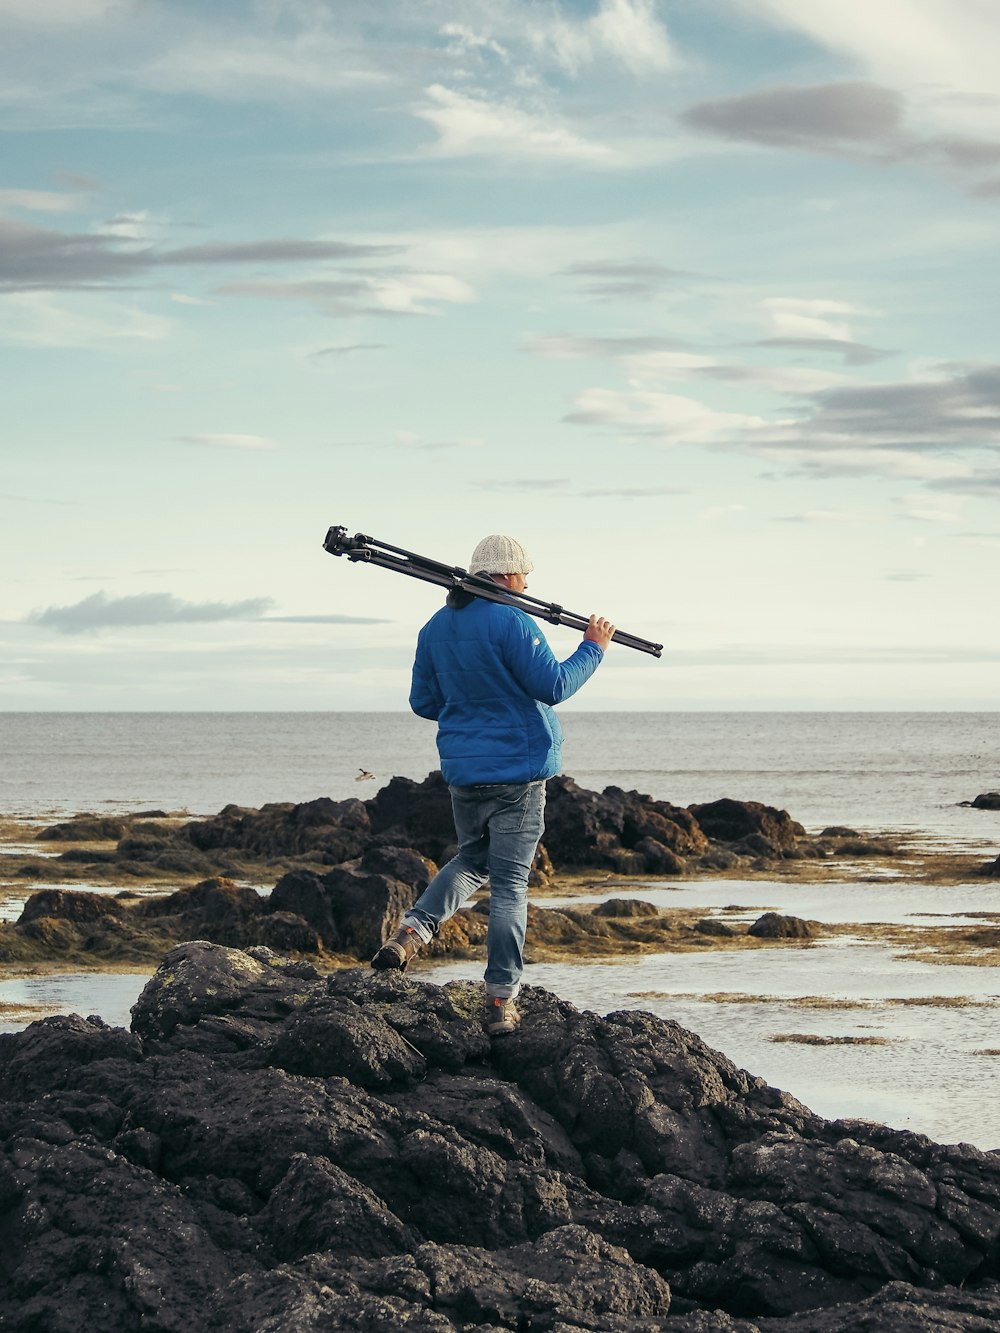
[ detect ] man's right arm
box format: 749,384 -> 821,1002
502,610 -> 614,706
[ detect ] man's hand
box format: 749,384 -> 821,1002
584,614 -> 616,652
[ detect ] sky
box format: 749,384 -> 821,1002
3,0 -> 1000,712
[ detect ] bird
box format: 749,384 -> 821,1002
355,768 -> 376,782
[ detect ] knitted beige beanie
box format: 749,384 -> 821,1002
468,534 -> 535,574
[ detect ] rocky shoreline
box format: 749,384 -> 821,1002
2,940 -> 1000,1331
3,772 -> 998,976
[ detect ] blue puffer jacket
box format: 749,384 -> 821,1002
409,596 -> 604,786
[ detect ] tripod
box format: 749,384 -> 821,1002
322,526 -> 663,658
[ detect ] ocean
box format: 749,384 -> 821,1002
3,710 -> 1000,840
3,710 -> 1000,1147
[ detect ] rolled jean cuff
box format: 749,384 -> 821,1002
485,983 -> 520,1001
400,914 -> 433,944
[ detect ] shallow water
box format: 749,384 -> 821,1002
0,971 -> 151,1033
425,938 -> 1000,1149
544,878 -> 1000,926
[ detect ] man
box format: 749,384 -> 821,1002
371,532 -> 615,1036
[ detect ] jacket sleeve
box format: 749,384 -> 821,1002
501,611 -> 603,706
409,633 -> 444,720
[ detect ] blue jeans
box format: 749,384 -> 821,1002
402,780 -> 546,999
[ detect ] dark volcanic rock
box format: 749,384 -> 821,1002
688,798 -> 803,858
366,772 -> 458,861
747,912 -> 815,940
36,815 -> 129,841
963,792 -> 1000,810
186,796 -> 372,863
542,777 -> 707,873
269,864 -> 416,957
4,942 -> 1000,1331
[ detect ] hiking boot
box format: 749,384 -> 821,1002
484,995 -> 520,1036
371,925 -> 423,972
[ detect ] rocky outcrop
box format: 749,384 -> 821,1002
29,774 -> 834,887
2,942 -> 1000,1331
960,792 -> 1000,810
747,912 -> 815,940
688,798 -> 803,860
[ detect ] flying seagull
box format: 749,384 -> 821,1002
355,768 -> 376,782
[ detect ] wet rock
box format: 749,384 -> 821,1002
695,919 -> 738,938
968,792 -> 1000,810
4,943 -> 1000,1330
542,777 -> 707,872
137,878 -> 265,946
20,888 -> 122,926
36,816 -> 129,841
359,843 -> 437,893
366,772 -> 457,861
269,865 -> 415,958
186,796 -> 372,863
748,912 -> 815,940
834,839 -> 900,857
688,798 -> 803,853
981,855 -> 1000,879
593,899 -> 660,919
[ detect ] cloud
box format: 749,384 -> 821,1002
0,188 -> 84,213
176,434 -> 277,450
29,591 -> 274,635
747,337 -> 892,366
729,1 -> 1000,133
558,258 -> 692,300
309,343 -> 386,358
530,0 -> 676,76
762,297 -> 874,342
264,614 -> 391,625
681,78 -> 1000,189
0,0 -> 117,25
524,332 -> 685,359
0,218 -> 405,293
219,271 -> 475,318
564,388 -> 766,443
413,84 -> 612,163
0,291 -> 168,348
563,362 -> 1000,487
683,82 -> 903,151
624,350 -> 846,395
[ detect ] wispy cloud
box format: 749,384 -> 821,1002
218,271 -> 474,318
176,433 -> 277,450
558,258 -> 693,300
564,388 -> 766,444
413,84 -> 612,163
0,291 -> 168,348
682,79 -> 1000,191
309,343 -> 386,358
0,188 -> 84,213
29,591 -> 273,635
746,337 -> 893,366
0,218 -> 405,293
524,332 -> 685,359
683,82 -> 902,152
563,362 -> 1000,488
